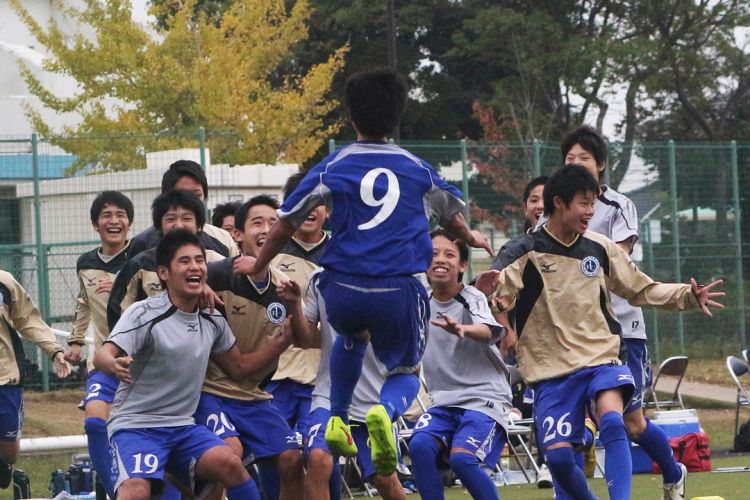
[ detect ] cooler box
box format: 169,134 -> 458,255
631,409 -> 702,473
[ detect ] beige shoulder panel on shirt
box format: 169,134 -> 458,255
203,223 -> 240,257
0,271 -> 62,385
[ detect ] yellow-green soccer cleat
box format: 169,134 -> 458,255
325,416 -> 359,457
366,404 -> 398,476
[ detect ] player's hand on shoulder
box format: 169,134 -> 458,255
199,284 -> 224,313
53,352 -> 72,378
232,255 -> 256,276
474,270 -> 501,297
64,344 -> 82,364
468,229 -> 494,257
95,278 -> 114,294
430,314 -> 465,338
114,356 -> 134,384
277,280 -> 301,304
690,277 -> 725,317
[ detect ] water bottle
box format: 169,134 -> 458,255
12,469 -> 31,499
50,469 -> 66,495
68,464 -> 82,494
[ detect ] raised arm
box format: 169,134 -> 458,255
607,241 -> 724,315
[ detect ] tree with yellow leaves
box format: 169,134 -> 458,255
11,0 -> 347,172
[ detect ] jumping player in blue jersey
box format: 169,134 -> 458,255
241,68 -> 493,476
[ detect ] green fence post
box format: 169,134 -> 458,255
460,139 -> 473,280
642,219 -> 661,363
668,140 -> 685,353
329,139 -> 336,155
198,127 -> 207,171
731,140 -> 746,346
32,133 -> 50,391
533,140 -> 541,177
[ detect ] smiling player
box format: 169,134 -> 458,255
410,230 -> 511,500
489,164 -> 723,500
95,229 -> 272,500
64,191 -> 134,497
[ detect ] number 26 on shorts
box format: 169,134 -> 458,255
542,412 -> 572,444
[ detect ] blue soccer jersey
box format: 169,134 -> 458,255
279,142 -> 465,277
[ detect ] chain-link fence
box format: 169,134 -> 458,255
2,133 -> 748,389
330,139 -> 749,364
0,129 -> 298,389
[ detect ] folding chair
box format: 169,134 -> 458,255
500,366 -> 540,484
645,356 -> 689,411
726,356 -> 750,440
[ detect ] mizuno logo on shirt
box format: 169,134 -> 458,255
231,305 -> 247,315
278,262 -> 295,272
540,263 -> 556,273
186,323 -> 198,333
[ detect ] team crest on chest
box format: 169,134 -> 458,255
581,256 -> 600,277
267,302 -> 287,324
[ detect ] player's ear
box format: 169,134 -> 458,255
157,264 -> 170,282
553,195 -> 565,212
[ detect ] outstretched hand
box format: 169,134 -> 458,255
277,280 -> 302,304
469,230 -> 494,257
53,352 -> 72,378
691,278 -> 725,317
430,314 -> 465,338
474,270 -> 501,297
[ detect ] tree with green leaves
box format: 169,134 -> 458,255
11,0 -> 347,172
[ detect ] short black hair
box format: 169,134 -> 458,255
156,228 -> 205,271
234,195 -> 280,233
152,190 -> 206,232
211,201 -> 241,228
560,126 -> 608,172
282,172 -> 307,201
161,160 -> 209,199
543,164 -> 599,216
89,191 -> 134,225
345,68 -> 407,139
430,228 -> 469,282
522,176 -> 548,205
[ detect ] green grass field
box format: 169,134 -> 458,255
13,453 -> 750,498
12,377 -> 750,499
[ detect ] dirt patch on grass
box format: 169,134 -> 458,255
23,389 -> 85,438
682,358 -> 736,388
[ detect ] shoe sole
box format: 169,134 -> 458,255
537,479 -> 553,489
325,418 -> 358,457
366,405 -> 398,476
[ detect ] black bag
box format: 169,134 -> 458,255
12,469 -> 31,499
734,417 -> 750,451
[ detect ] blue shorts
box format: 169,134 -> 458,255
194,393 -> 299,463
304,407 -> 384,480
411,407 -> 506,465
624,339 -> 652,414
84,370 -> 119,405
0,386 -> 23,441
110,425 -> 226,494
318,270 -> 429,372
267,379 -> 314,431
534,364 -> 635,450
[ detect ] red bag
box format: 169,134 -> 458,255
652,432 -> 711,473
